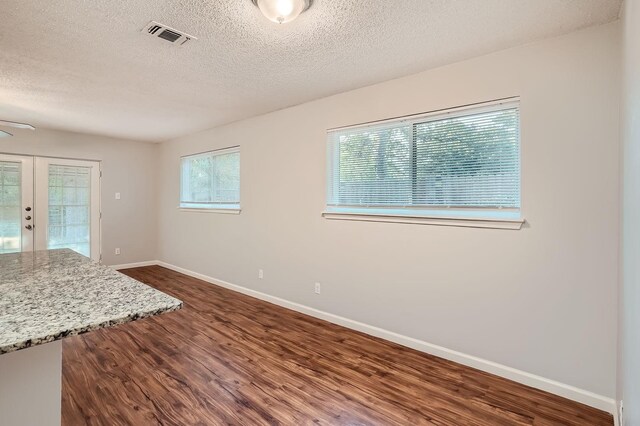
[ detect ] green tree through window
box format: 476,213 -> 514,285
328,104 -> 520,212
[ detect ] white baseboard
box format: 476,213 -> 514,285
108,260 -> 160,270
152,260 -> 615,416
615,400 -> 623,426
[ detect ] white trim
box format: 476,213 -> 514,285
326,101 -> 522,225
154,260 -> 615,415
322,211 -> 524,230
328,97 -> 520,132
178,207 -> 241,214
0,151 -> 101,163
108,260 -> 160,270
615,400 -> 623,426
180,145 -> 240,160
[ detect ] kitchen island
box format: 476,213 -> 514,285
0,249 -> 182,426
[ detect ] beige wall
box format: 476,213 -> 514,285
0,128 -> 159,265
157,23 -> 620,398
621,0 -> 640,422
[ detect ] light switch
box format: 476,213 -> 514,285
115,192 -> 121,200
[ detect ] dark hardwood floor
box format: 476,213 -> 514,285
62,266 -> 613,425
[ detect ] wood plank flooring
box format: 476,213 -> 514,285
62,266 -> 613,425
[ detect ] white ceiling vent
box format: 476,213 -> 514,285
142,21 -> 196,46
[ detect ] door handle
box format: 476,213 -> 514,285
25,225 -> 32,230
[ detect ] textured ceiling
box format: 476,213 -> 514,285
0,0 -> 622,142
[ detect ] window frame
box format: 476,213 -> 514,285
179,146 -> 241,214
323,98 -> 524,229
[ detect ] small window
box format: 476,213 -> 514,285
325,100 -> 521,225
180,147 -> 240,211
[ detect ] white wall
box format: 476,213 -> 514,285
621,0 -> 640,422
157,23 -> 620,398
0,128 -> 159,265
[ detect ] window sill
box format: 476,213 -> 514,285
322,211 -> 524,230
178,207 -> 241,215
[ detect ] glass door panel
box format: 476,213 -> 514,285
0,161 -> 22,253
0,155 -> 34,253
46,165 -> 91,257
35,158 -> 100,261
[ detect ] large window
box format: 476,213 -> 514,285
326,100 -> 521,226
180,147 -> 240,211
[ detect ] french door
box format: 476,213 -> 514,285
0,154 -> 100,261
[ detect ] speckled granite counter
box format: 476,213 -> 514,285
0,249 -> 182,355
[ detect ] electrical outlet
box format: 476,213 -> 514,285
315,282 -> 321,294
258,269 -> 264,279
115,192 -> 121,200
115,248 -> 121,255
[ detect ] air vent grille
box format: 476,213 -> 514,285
142,21 -> 196,46
158,29 -> 182,42
147,24 -> 162,35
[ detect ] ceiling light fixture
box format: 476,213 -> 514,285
0,120 -> 35,137
0,120 -> 35,130
251,0 -> 312,24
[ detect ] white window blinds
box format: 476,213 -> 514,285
0,161 -> 21,254
327,101 -> 520,218
47,164 -> 92,257
180,147 -> 240,210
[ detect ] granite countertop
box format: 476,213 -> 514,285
0,249 -> 182,355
